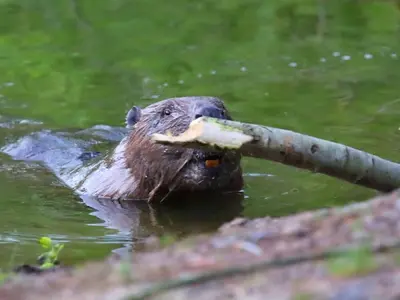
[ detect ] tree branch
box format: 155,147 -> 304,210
152,117 -> 400,192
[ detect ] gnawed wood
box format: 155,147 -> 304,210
152,117 -> 254,149
152,116 -> 400,193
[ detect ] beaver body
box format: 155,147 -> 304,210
1,97 -> 243,203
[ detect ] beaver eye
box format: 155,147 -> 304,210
162,108 -> 172,116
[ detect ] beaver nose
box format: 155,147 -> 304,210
194,106 -> 226,120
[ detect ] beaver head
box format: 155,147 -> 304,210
123,96 -> 243,202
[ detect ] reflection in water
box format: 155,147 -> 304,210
80,191 -> 244,255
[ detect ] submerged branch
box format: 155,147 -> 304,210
152,117 -> 400,192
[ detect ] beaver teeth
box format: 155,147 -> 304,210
193,152 -> 223,167
204,154 -> 222,168
205,159 -> 221,168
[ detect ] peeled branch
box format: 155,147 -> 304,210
152,116 -> 400,193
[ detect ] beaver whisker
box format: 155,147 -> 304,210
148,173 -> 165,203
159,155 -> 192,203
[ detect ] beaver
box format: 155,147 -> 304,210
2,96 -> 243,203
77,96 -> 243,202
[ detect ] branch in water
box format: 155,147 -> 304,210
152,116 -> 400,193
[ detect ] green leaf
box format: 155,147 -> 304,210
40,262 -> 54,270
39,237 -> 52,249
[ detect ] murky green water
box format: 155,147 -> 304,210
0,0 -> 399,269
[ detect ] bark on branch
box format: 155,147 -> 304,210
152,117 -> 400,192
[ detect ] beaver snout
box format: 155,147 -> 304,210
194,105 -> 227,120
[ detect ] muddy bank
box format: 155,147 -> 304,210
3,190 -> 400,300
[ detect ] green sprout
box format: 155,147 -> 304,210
0,272 -> 9,285
326,245 -> 377,278
0,236 -> 65,285
37,236 -> 64,269
159,234 -> 177,247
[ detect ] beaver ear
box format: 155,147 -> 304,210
125,106 -> 142,128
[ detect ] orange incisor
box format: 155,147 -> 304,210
205,159 -> 220,168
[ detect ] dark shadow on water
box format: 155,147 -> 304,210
80,191 -> 244,256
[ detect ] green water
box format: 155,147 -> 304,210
0,0 -> 399,268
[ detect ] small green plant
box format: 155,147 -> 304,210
394,251 -> 400,266
293,292 -> 313,300
37,236 -> 64,269
159,234 -> 177,247
0,271 -> 10,285
119,255 -> 133,283
326,245 -> 378,278
0,236 -> 65,285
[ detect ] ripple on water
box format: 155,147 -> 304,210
341,55 -> 351,61
245,173 -> 274,178
130,48 -> 400,99
0,231 -> 133,245
364,53 -> 373,59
